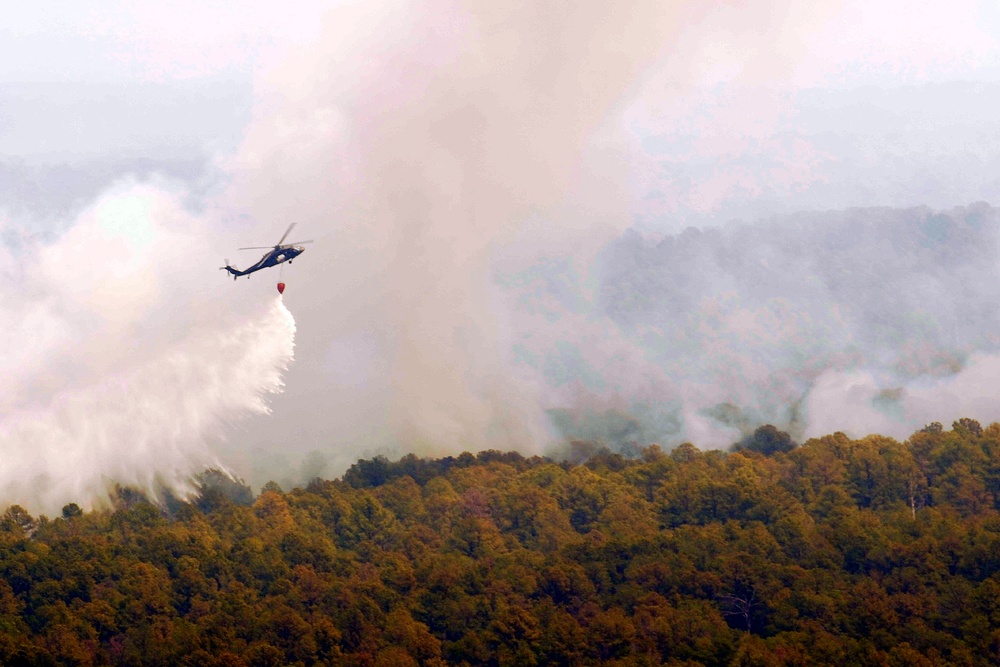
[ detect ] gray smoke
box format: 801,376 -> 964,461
219,0 -> 1000,474
224,0 -> 747,470
5,0 -> 1000,502
509,203 -> 1000,447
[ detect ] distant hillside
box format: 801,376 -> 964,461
504,203 -> 1000,446
1,421 -> 999,665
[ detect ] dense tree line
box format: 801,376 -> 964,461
2,421 -> 1000,665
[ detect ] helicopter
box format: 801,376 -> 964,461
221,223 -> 312,280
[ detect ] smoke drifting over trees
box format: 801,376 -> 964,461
4,0 -> 1000,501
224,0 -> 721,464
510,203 -> 1000,449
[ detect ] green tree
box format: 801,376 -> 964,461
734,425 -> 797,456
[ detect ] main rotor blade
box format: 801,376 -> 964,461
283,240 -> 314,245
277,222 -> 297,246
238,246 -> 275,250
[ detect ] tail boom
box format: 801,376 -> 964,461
220,262 -> 246,280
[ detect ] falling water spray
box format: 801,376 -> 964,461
0,297 -> 295,515
0,180 -> 299,514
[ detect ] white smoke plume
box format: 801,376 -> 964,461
224,0 -> 811,465
209,0 -> 1000,468
5,0 -> 1000,506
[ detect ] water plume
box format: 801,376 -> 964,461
0,181 -> 296,514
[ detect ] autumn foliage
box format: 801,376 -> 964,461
3,421 -> 1000,665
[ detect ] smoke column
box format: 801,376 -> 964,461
219,0 -> 1000,471
6,0 -> 999,502
226,0 -> 799,465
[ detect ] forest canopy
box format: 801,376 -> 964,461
1,420 -> 1000,665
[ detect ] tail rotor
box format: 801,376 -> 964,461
220,259 -> 238,281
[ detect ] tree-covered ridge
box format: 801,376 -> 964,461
2,422 -> 1000,666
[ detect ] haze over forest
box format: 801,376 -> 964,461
2,0 -> 1000,510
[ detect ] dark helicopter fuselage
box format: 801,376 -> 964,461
223,245 -> 305,279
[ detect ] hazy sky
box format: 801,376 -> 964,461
0,2 -> 333,82
4,1 -> 1000,216
4,0 -> 1000,504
